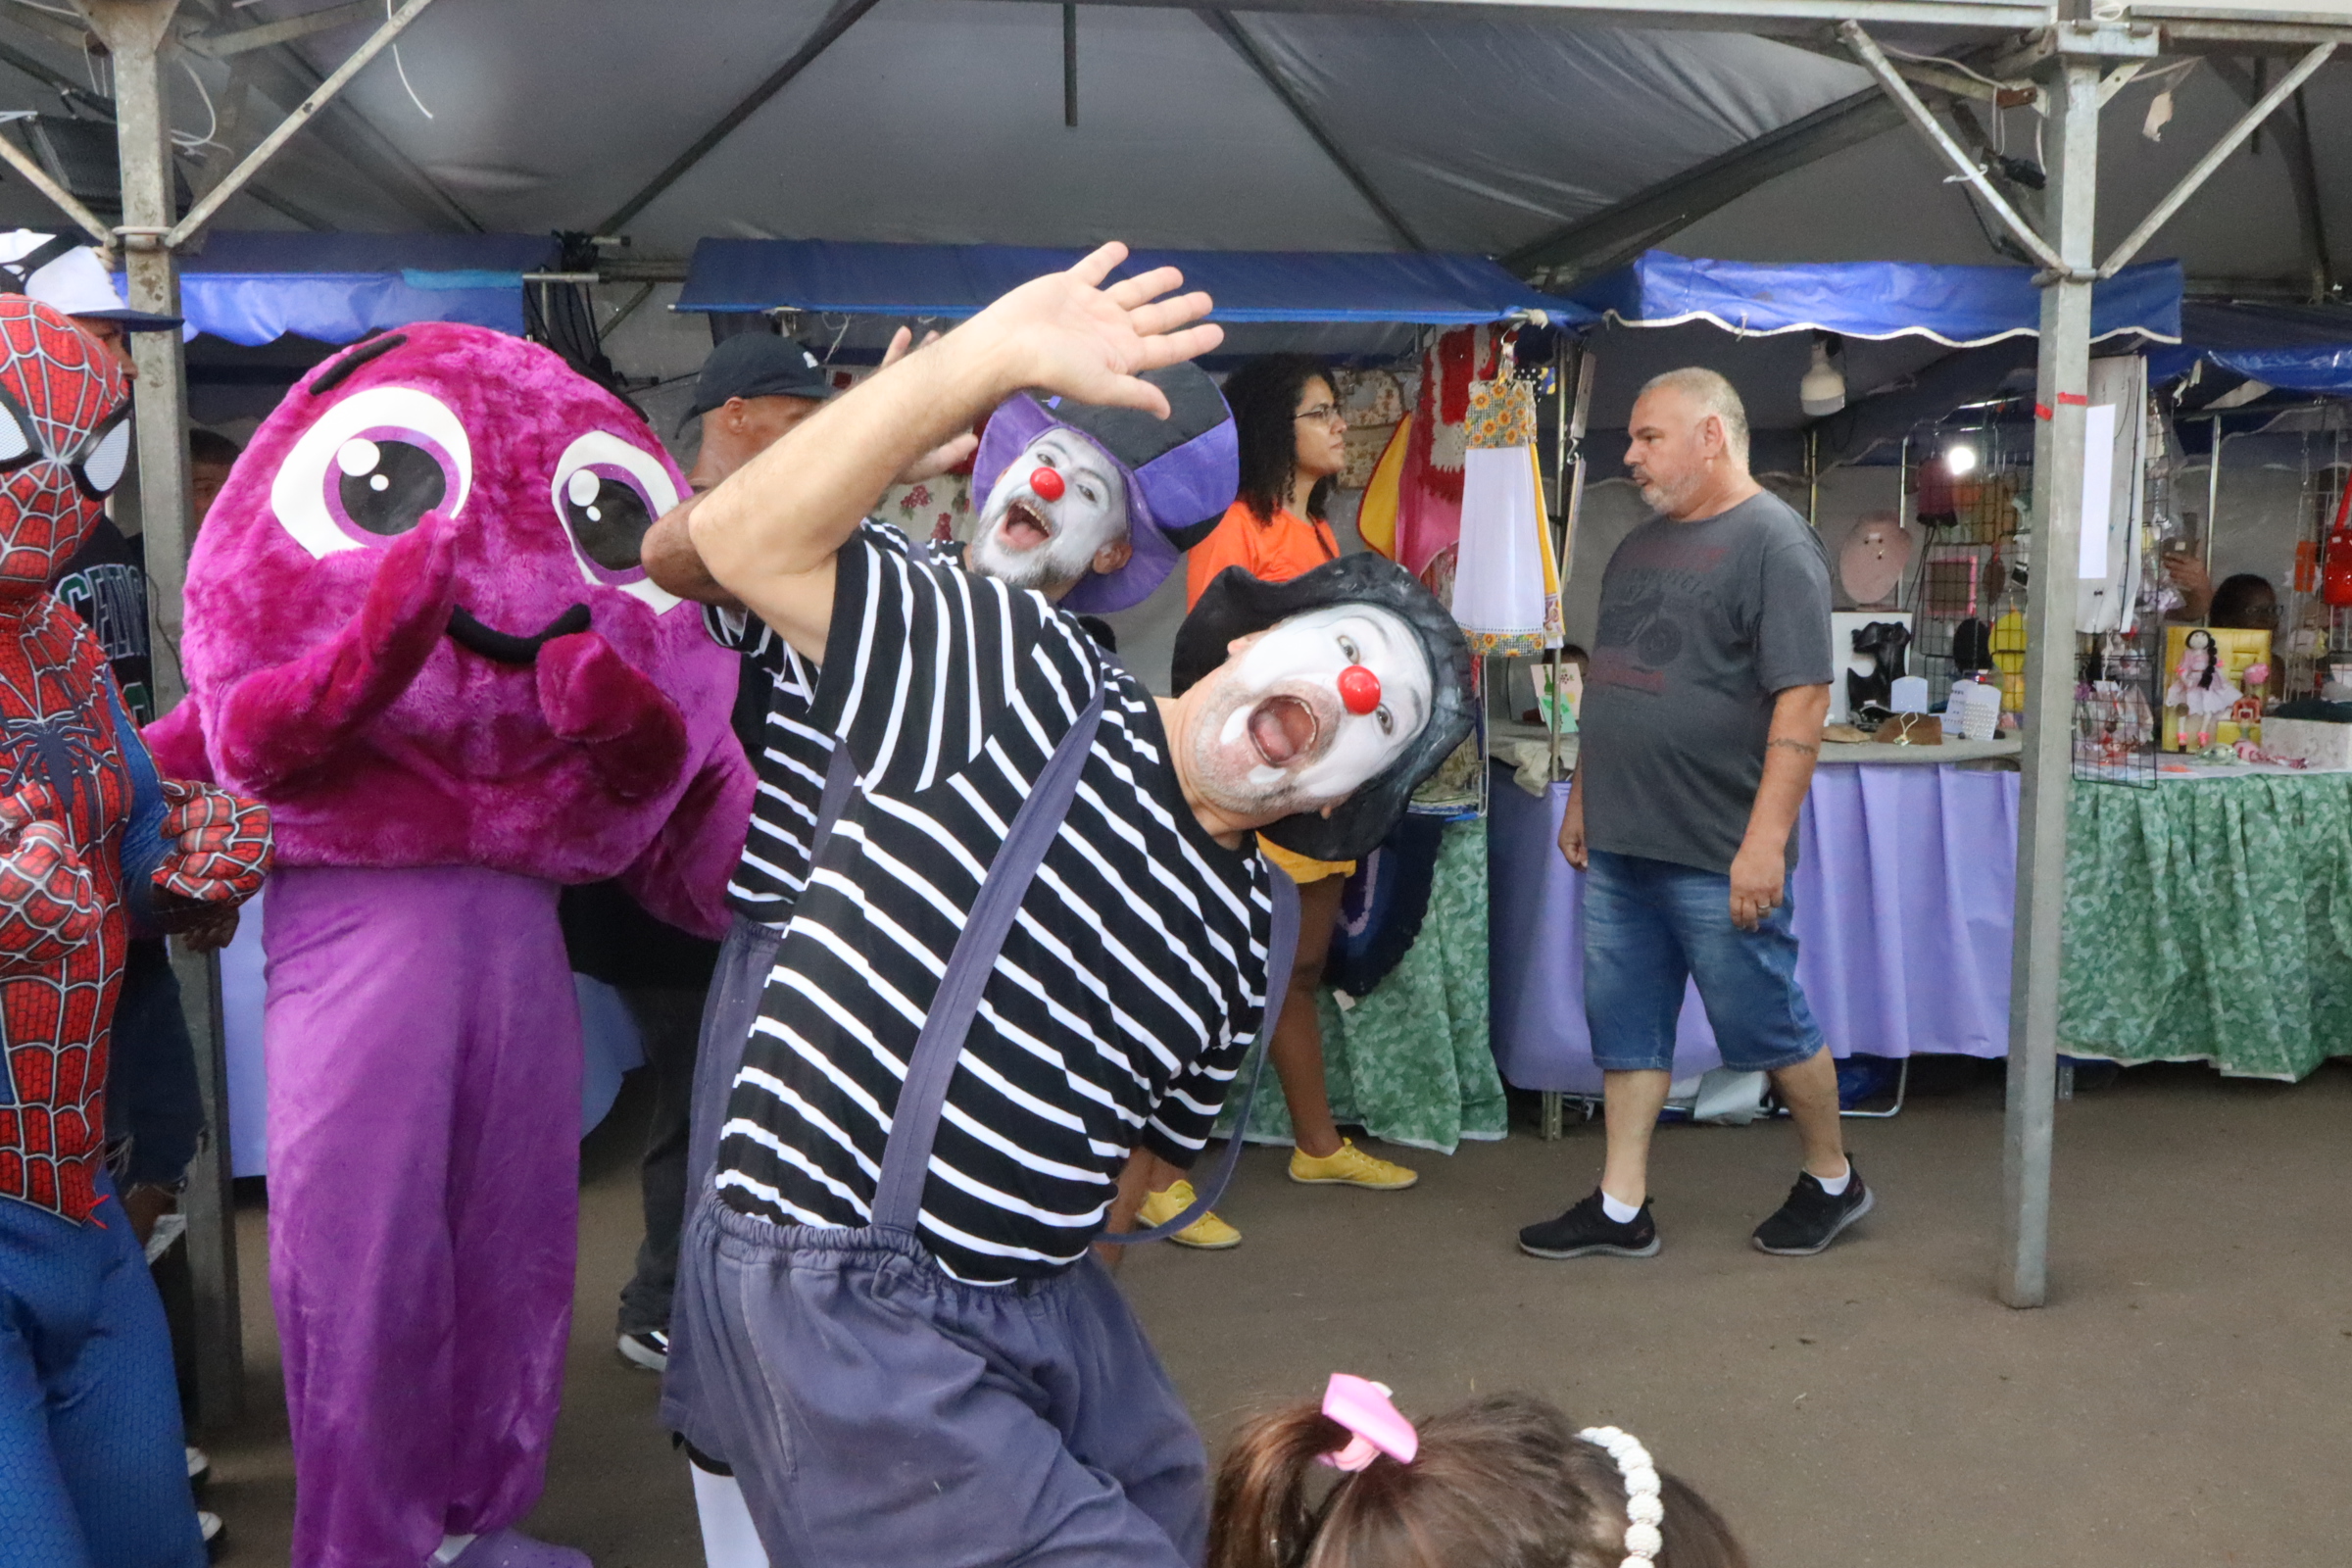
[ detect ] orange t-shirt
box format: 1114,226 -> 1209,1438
1185,501 -> 1341,607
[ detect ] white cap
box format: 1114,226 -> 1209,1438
0,229 -> 182,329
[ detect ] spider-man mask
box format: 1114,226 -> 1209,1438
0,297 -> 130,600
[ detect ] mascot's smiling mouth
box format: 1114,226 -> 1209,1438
446,603 -> 591,665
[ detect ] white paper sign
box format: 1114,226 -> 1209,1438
2078,403 -> 2118,579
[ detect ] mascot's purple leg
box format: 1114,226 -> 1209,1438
262,865 -> 582,1568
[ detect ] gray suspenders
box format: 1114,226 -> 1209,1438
793,692 -> 1300,1252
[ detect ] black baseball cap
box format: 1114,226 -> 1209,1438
684,333 -> 834,421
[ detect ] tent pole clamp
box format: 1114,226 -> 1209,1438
111,225 -> 174,253
1841,23 -> 2069,277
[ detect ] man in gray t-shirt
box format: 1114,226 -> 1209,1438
1519,368 -> 1875,1264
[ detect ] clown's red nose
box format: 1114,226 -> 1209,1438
1029,466 -> 1065,502
1338,664 -> 1382,715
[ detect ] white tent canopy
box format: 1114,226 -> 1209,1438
2,2 -> 2345,301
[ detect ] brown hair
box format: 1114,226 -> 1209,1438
1206,1392 -> 1749,1568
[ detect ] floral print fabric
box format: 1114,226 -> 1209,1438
1223,822 -> 1508,1152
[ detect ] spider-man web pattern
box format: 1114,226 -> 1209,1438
0,307 -> 122,590
0,602 -> 128,1222
0,303 -> 130,1224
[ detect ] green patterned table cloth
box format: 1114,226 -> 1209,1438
2062,771 -> 2352,1080
1219,820 -> 1509,1153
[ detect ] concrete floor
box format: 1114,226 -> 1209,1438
196,1057 -> 2352,1568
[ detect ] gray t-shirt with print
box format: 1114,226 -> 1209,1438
1579,489 -> 1834,876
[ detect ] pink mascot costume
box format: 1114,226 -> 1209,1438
145,323 -> 753,1568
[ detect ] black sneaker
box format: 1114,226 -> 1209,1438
616,1328 -> 669,1371
1751,1167 -> 1874,1255
1518,1191 -> 1660,1259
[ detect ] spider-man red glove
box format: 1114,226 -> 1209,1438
0,781 -> 101,971
149,780 -> 272,952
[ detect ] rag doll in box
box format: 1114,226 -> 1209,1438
144,323 -> 754,1568
0,296 -> 272,1567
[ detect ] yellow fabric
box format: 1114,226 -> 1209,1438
1355,414 -> 1411,562
1260,839 -> 1355,884
1530,440 -> 1562,604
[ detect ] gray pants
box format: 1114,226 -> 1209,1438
660,919 -> 1209,1568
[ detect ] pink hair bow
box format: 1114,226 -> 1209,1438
1319,1374 -> 1419,1472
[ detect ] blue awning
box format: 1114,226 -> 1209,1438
2147,303 -> 2352,395
1569,251 -> 2183,347
123,232 -> 559,345
677,238 -> 1594,326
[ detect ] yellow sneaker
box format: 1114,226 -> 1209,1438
1288,1139 -> 1419,1191
1136,1180 -> 1242,1250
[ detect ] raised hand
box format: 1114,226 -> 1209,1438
960,243 -> 1222,418
216,509 -> 463,790
0,782 -> 101,969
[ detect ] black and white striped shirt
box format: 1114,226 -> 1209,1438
712,527 -> 1275,1284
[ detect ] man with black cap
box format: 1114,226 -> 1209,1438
653,245 -> 1474,1568
680,330 -> 838,496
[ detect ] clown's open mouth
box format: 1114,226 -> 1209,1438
1000,498 -> 1053,550
1247,695 -> 1319,766
446,603 -> 591,665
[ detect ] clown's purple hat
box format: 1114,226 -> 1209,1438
971,363 -> 1237,613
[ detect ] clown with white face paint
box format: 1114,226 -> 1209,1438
657,247 -> 1476,1568
965,427 -> 1130,595
962,361 -> 1238,612
1183,604 -> 1433,823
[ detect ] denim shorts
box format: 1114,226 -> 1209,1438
1582,848 -> 1826,1076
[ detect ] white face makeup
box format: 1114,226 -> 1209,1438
1183,604 -> 1434,824
967,428 -> 1129,595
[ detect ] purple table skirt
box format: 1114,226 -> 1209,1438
1489,760 -> 2022,1094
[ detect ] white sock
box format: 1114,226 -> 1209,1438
1815,1161 -> 1852,1196
693,1466 -> 773,1568
432,1537 -> 476,1566
1599,1189 -> 1642,1224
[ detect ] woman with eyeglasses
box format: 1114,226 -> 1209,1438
1148,355 -> 1420,1250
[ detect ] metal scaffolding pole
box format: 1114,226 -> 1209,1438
2000,54 -> 2100,1311
78,0 -> 243,1427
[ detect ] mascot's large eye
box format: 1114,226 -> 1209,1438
334,436 -> 444,534
549,431 -> 681,612
563,467 -> 649,567
271,385 -> 472,559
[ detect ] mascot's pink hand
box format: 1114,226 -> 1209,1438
0,783 -> 101,969
154,778 -> 274,905
217,513 -> 463,790
141,700 -> 213,782
536,630 -> 690,803
354,511 -> 464,678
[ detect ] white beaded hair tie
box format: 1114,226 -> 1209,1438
1577,1425 -> 1664,1568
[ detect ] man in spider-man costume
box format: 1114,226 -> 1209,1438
0,296 -> 273,1566
144,323 -> 753,1568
